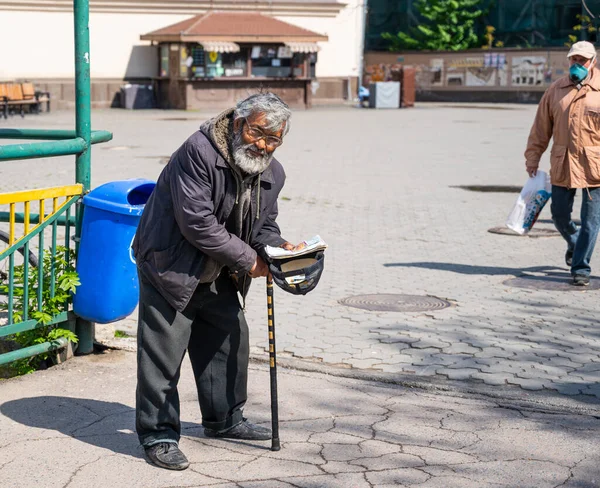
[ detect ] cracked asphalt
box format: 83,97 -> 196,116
2,104 -> 600,485
1,349 -> 599,487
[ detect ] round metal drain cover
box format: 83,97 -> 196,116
488,227 -> 560,238
504,272 -> 600,291
339,294 -> 451,312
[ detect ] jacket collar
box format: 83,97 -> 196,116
201,108 -> 276,184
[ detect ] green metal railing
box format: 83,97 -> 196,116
0,193 -> 78,367
0,0 -> 113,367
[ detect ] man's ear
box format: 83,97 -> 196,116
233,117 -> 243,132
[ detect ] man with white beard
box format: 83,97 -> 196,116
132,93 -> 296,470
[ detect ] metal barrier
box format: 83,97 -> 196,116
0,0 -> 113,368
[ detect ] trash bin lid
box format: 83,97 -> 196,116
83,179 -> 156,216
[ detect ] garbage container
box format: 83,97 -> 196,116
73,179 -> 155,324
368,82 -> 401,109
120,84 -> 156,109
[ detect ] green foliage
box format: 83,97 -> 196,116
565,15 -> 597,47
382,0 -> 487,52
0,246 -> 79,375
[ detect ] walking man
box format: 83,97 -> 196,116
132,92 -> 295,469
525,41 -> 600,286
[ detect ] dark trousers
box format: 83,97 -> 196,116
135,272 -> 249,447
551,185 -> 600,277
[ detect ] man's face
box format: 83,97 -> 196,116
232,112 -> 286,174
235,112 -> 285,157
570,54 -> 595,68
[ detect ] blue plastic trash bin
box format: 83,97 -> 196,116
73,179 -> 155,324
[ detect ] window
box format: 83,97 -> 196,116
189,48 -> 248,78
251,45 -> 305,78
160,45 -> 169,77
179,46 -> 188,78
190,45 -> 206,77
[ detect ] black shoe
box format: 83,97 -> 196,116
204,418 -> 271,441
144,442 -> 189,470
566,249 -> 574,267
572,275 -> 590,287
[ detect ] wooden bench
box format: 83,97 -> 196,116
22,83 -> 51,114
0,83 -> 51,118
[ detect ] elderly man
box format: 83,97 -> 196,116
132,92 -> 295,470
525,41 -> 600,286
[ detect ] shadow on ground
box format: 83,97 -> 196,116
0,396 -> 180,458
383,262 -> 564,277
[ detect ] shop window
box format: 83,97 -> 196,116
160,45 -> 169,77
251,45 -> 296,78
189,48 -> 248,78
309,52 -> 317,78
190,45 -> 206,77
222,51 -> 247,77
180,46 -> 189,78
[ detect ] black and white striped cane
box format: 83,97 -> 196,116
266,274 -> 281,451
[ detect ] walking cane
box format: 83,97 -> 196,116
266,274 -> 281,451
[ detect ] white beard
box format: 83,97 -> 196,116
232,130 -> 273,175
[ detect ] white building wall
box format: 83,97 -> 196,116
0,3 -> 363,80
0,11 -> 187,79
278,0 -> 364,78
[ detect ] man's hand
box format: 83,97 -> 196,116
249,256 -> 269,278
281,241 -> 304,251
526,164 -> 538,178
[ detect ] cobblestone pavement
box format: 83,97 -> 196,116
1,350 -> 599,487
2,104 -> 600,398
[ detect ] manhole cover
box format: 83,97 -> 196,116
504,272 -> 600,291
453,185 -> 522,193
488,227 -> 560,238
339,294 -> 451,312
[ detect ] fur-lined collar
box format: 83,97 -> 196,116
199,107 -> 236,164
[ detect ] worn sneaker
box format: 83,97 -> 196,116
204,418 -> 271,440
566,249 -> 574,267
144,442 -> 190,470
572,275 -> 590,287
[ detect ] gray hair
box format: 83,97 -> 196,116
234,92 -> 292,136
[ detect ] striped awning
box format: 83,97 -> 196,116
199,41 -> 240,53
285,42 -> 320,53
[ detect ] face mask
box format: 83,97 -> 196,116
570,63 -> 589,84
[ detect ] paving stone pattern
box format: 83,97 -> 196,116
2,105 -> 600,398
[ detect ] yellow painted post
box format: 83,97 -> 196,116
9,203 -> 15,244
39,200 -> 45,224
24,201 -> 30,234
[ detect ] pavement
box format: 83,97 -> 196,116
1,349 -> 600,487
1,103 -> 600,486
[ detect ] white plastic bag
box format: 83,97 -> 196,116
506,170 -> 552,235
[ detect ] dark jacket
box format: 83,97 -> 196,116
132,110 -> 286,311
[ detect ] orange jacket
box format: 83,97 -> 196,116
525,68 -> 600,188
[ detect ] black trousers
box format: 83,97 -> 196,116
135,272 -> 249,447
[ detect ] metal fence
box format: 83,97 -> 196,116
0,0 -> 112,368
